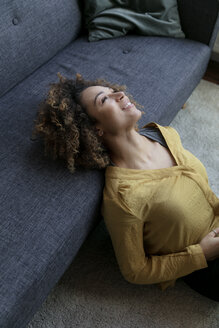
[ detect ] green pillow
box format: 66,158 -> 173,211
83,0 -> 185,42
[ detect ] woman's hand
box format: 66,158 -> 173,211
199,228 -> 219,261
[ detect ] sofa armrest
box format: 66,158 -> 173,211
177,0 -> 219,49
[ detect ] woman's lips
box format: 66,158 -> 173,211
122,102 -> 134,110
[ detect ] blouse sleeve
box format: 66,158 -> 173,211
102,197 -> 208,286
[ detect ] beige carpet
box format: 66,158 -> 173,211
28,79 -> 219,328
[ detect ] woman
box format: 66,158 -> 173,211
33,73 -> 219,301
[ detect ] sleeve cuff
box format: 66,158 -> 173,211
187,244 -> 208,270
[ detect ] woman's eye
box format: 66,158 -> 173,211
102,96 -> 107,104
101,90 -> 118,104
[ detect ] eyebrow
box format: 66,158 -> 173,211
94,88 -> 113,106
94,91 -> 104,106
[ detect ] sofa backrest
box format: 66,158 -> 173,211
177,0 -> 219,48
0,0 -> 81,98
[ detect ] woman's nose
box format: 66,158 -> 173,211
113,91 -> 125,101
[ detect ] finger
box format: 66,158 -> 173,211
210,228 -> 219,238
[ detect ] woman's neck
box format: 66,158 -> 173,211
104,129 -> 153,169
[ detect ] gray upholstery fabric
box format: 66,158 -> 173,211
0,0 -> 81,98
0,0 -> 218,327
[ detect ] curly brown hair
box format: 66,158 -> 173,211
32,73 -> 144,173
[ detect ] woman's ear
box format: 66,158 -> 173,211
96,128 -> 104,137
95,124 -> 104,137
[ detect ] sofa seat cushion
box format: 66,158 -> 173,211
0,33 -> 211,327
47,34 -> 210,126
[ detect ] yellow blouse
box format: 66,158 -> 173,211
101,122 -> 219,290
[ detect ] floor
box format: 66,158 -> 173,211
203,60 -> 219,84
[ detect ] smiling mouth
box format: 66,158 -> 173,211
122,102 -> 134,110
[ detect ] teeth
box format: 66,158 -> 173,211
123,102 -> 131,109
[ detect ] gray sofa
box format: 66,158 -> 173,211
0,0 -> 218,327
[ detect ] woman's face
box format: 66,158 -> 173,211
80,86 -> 142,136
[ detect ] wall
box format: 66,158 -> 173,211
211,32 -> 219,62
